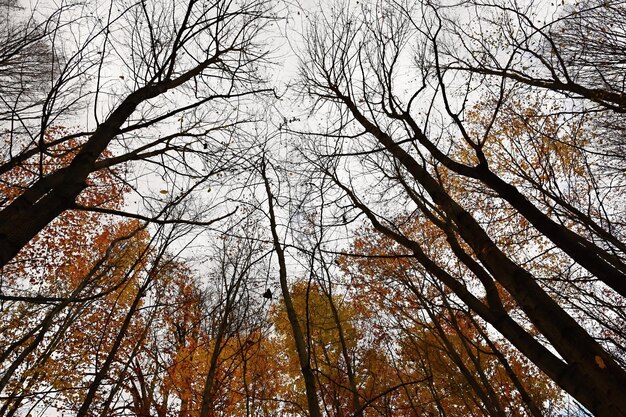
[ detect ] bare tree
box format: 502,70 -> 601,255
0,0 -> 274,268
261,156 -> 323,417
293,0 -> 626,415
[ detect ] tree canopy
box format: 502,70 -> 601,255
1,0 -> 625,416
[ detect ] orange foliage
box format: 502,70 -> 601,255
338,226 -> 562,416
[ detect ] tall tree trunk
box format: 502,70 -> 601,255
0,55 -> 221,269
262,159 -> 322,417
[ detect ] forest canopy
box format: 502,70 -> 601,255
1,0 -> 625,416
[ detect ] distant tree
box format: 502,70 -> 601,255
0,0 -> 57,120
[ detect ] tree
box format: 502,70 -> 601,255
269,280 -> 360,417
0,216 -> 151,416
0,0 -> 57,121
0,0 -> 275,410
293,0 -> 626,415
5,0 -> 626,415
262,157 -> 324,417
342,225 -> 561,416
0,126 -> 141,413
0,0 -> 274,268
